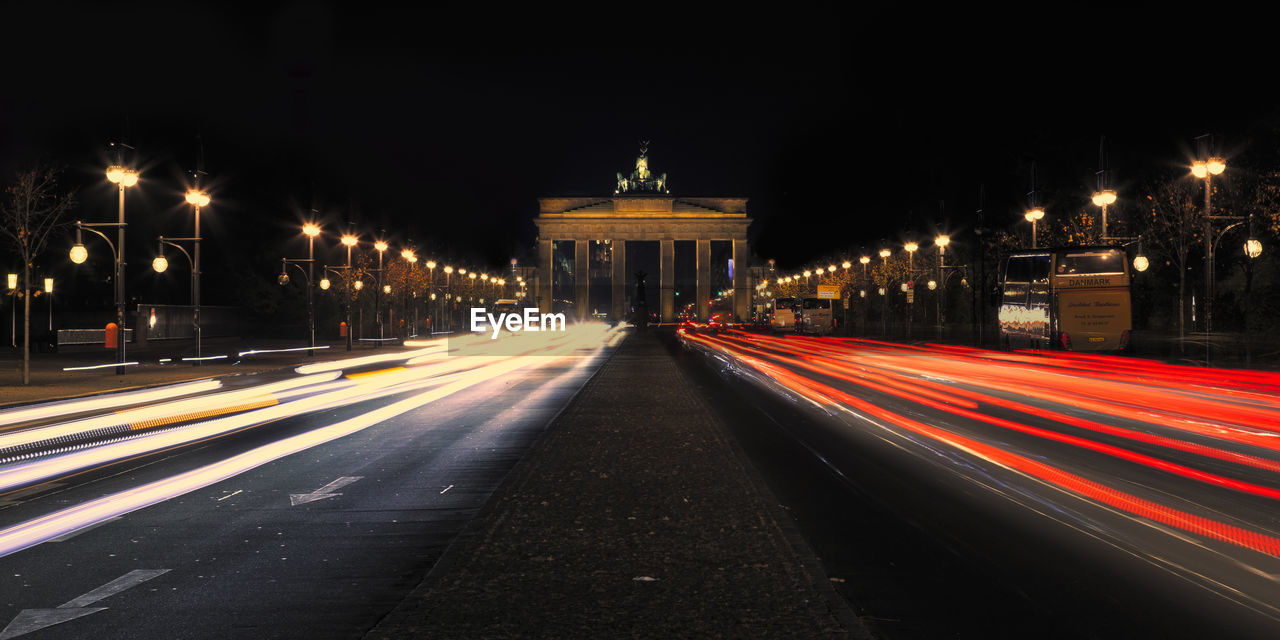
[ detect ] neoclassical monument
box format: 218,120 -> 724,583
534,148 -> 752,323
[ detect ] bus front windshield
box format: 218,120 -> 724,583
1056,249 -> 1125,276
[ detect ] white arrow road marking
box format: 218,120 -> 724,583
289,476 -> 363,506
0,569 -> 169,639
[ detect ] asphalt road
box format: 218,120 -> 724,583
0,330 -> 615,639
679,328 -> 1280,639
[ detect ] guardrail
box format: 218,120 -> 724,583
56,328 -> 134,346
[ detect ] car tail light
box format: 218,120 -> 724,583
1060,332 -> 1073,351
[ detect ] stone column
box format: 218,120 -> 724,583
660,239 -> 675,322
733,238 -> 750,322
575,239 -> 589,321
696,239 -> 711,321
538,238 -> 553,314
611,240 -> 626,321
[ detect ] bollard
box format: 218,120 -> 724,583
105,322 -> 118,349
339,321 -> 348,338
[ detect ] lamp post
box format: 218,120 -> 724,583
341,234 -> 358,350
104,157 -> 138,374
426,260 -> 436,333
1092,137 -> 1117,240
401,248 -> 416,338
374,240 -> 388,346
185,188 -> 208,362
906,240 -> 916,340
43,276 -> 53,332
935,234 -> 949,340
6,273 -> 15,348
1192,147 -> 1226,338
1025,208 -> 1045,248
303,223 -> 320,355
879,248 -> 891,336
443,265 -> 454,331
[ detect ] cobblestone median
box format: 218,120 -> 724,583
368,331 -> 866,639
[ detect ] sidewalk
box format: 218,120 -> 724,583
366,329 -> 869,639
0,337 -> 412,408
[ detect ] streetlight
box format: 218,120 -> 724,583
1192,140 -> 1227,339
6,273 -> 15,348
43,277 -> 53,332
374,240 -> 388,345
426,260 -> 436,333
1025,207 -> 1045,247
1092,136 -> 1117,240
338,234 -> 358,350
151,187 -> 211,364
878,249 -> 891,335
288,221 -> 321,356
934,234 -> 950,340
1091,189 -> 1117,239
401,248 -> 416,338
444,265 -> 454,331
104,154 -> 138,374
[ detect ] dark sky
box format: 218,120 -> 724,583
4,1 -> 1279,296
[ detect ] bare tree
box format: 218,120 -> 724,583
0,167 -> 77,384
1140,175 -> 1202,348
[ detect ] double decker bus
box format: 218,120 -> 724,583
998,246 -> 1132,352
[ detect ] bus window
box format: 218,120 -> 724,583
1056,250 -> 1124,275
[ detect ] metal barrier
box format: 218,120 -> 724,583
56,328 -> 134,345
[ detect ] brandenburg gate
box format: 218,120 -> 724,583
534,149 -> 752,323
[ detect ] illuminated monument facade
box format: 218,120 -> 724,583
534,147 -> 752,323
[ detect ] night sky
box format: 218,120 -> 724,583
4,2 -> 1279,304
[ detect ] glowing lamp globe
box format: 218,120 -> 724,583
1133,255 -> 1150,272
185,190 -> 211,207
319,278 -> 331,290
153,256 -> 169,273
69,244 -> 88,264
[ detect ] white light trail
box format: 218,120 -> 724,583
0,380 -> 223,429
0,354 -> 545,558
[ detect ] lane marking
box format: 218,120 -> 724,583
216,490 -> 243,502
289,476 -> 363,506
440,484 -> 453,494
0,569 -> 169,639
0,483 -> 66,507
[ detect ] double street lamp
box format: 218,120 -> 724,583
151,188 -> 209,363
277,222 -> 320,356
69,155 -> 137,374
